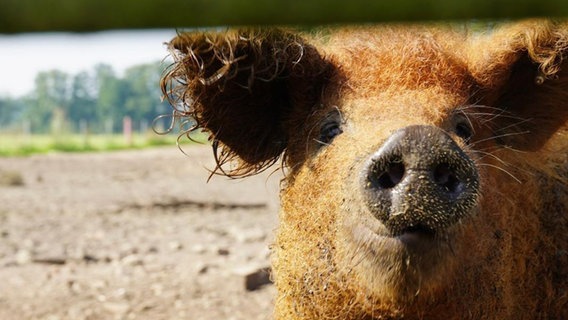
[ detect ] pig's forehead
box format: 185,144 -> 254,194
321,27 -> 474,97
337,88 -> 466,126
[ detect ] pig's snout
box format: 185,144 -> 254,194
363,125 -> 480,238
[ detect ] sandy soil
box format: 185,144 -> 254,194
0,145 -> 281,320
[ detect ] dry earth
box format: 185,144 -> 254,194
0,145 -> 281,320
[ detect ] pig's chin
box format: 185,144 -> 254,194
342,220 -> 458,299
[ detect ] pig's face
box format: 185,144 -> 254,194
279,35 -> 500,304
282,83 -> 486,310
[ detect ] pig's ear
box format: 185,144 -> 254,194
472,20 -> 568,151
161,29 -> 335,177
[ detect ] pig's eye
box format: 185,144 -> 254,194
318,121 -> 343,146
455,121 -> 473,143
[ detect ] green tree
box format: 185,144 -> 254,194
0,97 -> 23,129
8,61 -> 170,134
122,62 -> 169,130
24,70 -> 71,133
70,70 -> 97,129
94,64 -> 126,133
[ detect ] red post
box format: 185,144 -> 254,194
123,116 -> 132,146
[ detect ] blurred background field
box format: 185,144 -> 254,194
0,132 -> 201,157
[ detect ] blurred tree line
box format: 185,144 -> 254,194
0,62 -> 171,134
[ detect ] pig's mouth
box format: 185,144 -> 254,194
345,220 -> 461,301
348,218 -> 460,287
396,224 -> 436,245
352,220 -> 445,255
400,224 -> 435,235
346,205 -> 469,273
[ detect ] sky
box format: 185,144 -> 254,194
0,29 -> 177,97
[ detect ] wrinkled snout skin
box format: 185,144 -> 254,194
163,21 -> 568,320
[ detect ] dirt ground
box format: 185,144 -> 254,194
0,145 -> 282,320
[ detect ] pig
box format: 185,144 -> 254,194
161,20 -> 568,319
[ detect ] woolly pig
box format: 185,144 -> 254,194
162,20 -> 568,319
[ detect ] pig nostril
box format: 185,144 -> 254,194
434,163 -> 462,195
374,161 -> 405,189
